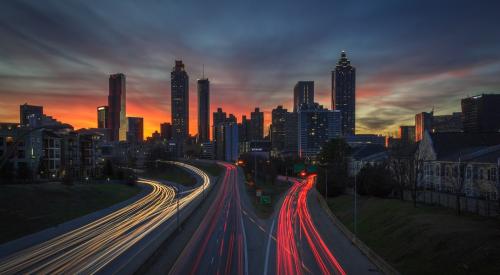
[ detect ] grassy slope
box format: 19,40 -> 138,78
0,183 -> 141,244
327,195 -> 500,275
144,163 -> 197,187
187,161 -> 224,177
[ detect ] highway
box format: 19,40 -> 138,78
0,161 -> 210,275
170,162 -> 248,275
276,175 -> 346,275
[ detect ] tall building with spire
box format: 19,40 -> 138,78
171,60 -> 189,149
332,51 -> 356,136
108,73 -> 126,141
197,78 -> 210,142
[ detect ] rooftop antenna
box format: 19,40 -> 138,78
202,64 -> 205,79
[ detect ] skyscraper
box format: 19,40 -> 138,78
298,103 -> 341,158
171,60 -> 189,145
332,51 -> 356,136
97,106 -> 108,129
271,105 -> 288,153
293,81 -> 314,112
213,107 -> 227,141
238,115 -> 250,142
108,73 -> 127,141
197,78 -> 210,142
461,94 -> 500,133
127,117 -> 144,143
250,107 -> 264,141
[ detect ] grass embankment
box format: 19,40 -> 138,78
327,195 -> 500,274
144,163 -> 197,187
244,177 -> 290,219
186,161 -> 224,177
0,183 -> 141,244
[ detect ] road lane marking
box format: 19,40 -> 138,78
263,217 -> 276,275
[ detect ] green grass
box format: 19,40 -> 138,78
143,163 -> 197,186
0,183 -> 141,244
327,195 -> 500,275
187,161 -> 224,177
244,177 -> 290,219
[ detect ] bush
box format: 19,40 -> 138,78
356,163 -> 394,198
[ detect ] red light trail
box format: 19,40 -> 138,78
276,175 -> 346,275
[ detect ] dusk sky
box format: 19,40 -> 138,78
1,0 -> 500,137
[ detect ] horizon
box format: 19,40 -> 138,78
1,0 -> 500,137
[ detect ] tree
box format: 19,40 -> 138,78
357,163 -> 394,197
316,138 -> 350,197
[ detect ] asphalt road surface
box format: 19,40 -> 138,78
0,162 -> 210,275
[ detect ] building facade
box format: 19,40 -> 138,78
250,107 -> 264,141
197,78 -> 210,142
298,103 -> 341,158
97,106 -> 108,129
293,81 -> 314,112
160,122 -> 172,141
127,117 -> 144,143
270,105 -> 287,155
462,94 -> 500,133
20,104 -> 43,128
332,51 -> 356,136
399,126 -> 416,145
108,73 -> 127,142
171,60 -> 189,146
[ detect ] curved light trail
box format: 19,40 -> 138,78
170,162 -> 248,275
276,175 -> 346,275
0,161 -> 210,275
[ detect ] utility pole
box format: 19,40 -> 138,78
354,172 -> 357,238
176,192 -> 180,231
325,167 -> 328,201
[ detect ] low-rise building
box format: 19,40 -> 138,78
417,131 -> 500,200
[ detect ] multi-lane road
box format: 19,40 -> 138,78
0,161 -> 379,275
170,162 -> 248,275
0,162 -> 210,275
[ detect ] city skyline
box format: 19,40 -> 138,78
1,1 -> 500,138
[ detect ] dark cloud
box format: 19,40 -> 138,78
1,0 -> 500,135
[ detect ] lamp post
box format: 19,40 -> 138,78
354,170 -> 357,238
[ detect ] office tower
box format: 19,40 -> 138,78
298,103 -> 341,158
160,122 -> 173,140
171,60 -> 189,144
238,115 -> 250,142
271,105 -> 288,153
284,112 -> 298,156
293,81 -> 314,112
432,112 -> 463,132
399,126 -> 416,145
197,78 -> 210,142
97,106 -> 108,129
250,107 -> 264,141
127,117 -> 144,143
415,111 -> 433,141
108,73 -> 127,142
332,50 -> 356,136
461,94 -> 500,133
215,122 -> 239,162
20,104 -> 43,127
213,108 -> 227,140
227,114 -> 237,123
